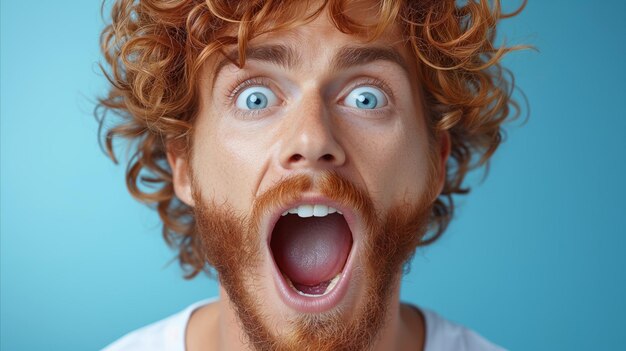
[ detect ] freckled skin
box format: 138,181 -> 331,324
169,8 -> 446,351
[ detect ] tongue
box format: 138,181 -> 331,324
271,213 -> 352,287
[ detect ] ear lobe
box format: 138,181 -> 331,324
436,130 -> 452,196
166,141 -> 195,207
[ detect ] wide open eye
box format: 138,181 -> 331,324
343,86 -> 387,109
235,86 -> 279,110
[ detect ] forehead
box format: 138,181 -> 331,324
207,5 -> 414,78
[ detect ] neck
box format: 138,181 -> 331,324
186,282 -> 424,351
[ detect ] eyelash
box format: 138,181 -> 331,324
340,77 -> 394,106
224,75 -> 394,110
225,76 -> 274,103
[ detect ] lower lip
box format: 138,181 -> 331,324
270,244 -> 356,314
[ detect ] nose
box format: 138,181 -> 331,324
279,96 -> 346,171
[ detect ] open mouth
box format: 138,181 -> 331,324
268,202 -> 355,311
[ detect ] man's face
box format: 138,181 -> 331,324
171,8 -> 447,351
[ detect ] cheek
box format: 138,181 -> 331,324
391,131 -> 431,193
344,118 -> 431,209
192,116 -> 273,210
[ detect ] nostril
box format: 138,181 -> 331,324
286,153 -> 337,166
320,154 -> 334,162
290,154 -> 304,162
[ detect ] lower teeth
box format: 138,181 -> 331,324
285,273 -> 342,297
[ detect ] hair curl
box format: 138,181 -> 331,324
97,0 -> 526,279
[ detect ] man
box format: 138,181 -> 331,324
99,0 -> 522,350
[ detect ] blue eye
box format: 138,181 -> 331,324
235,86 -> 278,110
344,86 -> 387,109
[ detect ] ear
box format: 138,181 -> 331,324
166,139 -> 195,207
435,130 -> 451,196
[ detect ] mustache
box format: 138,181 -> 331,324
250,171 -> 379,230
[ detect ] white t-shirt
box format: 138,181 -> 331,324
102,298 -> 506,351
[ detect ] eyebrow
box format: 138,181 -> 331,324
213,44 -> 409,78
215,44 -> 301,76
331,46 -> 409,73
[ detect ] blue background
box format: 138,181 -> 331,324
2,1 -> 625,350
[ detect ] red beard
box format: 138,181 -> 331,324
193,170 -> 436,351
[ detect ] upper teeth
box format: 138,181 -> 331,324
282,204 -> 342,218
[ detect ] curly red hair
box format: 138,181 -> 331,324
97,0 -> 525,279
